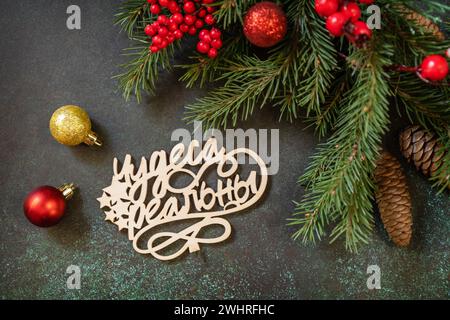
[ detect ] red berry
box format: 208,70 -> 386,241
197,8 -> 207,18
167,34 -> 175,43
159,0 -> 169,7
160,39 -> 168,48
147,0 -> 157,3
341,2 -> 361,22
326,12 -> 349,36
195,19 -> 204,29
211,38 -> 222,49
199,29 -> 210,39
173,29 -> 183,39
197,41 -> 210,54
202,0 -> 214,4
150,4 -> 161,15
158,26 -> 169,37
188,26 -> 197,35
206,6 -> 215,13
180,24 -> 189,33
169,22 -> 178,31
150,45 -> 159,53
157,15 -> 169,25
204,14 -> 215,25
420,55 -> 449,81
352,20 -> 372,40
315,0 -> 339,18
168,1 -> 180,13
184,15 -> 196,25
208,47 -> 218,59
359,0 -> 374,4
201,33 -> 212,43
209,28 -> 221,39
172,13 -> 184,24
144,24 -> 156,36
183,1 -> 196,14
152,35 -> 163,46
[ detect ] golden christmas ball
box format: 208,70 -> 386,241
49,105 -> 102,147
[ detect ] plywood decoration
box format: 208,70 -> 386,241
97,138 -> 268,261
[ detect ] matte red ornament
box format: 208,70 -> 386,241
243,1 -> 287,48
23,184 -> 76,227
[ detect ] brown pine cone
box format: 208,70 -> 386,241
399,125 -> 446,177
395,5 -> 445,41
374,151 -> 413,247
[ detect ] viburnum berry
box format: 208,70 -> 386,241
326,12 -> 349,36
359,0 -> 375,4
172,13 -> 184,24
158,26 -> 169,37
150,4 -> 161,15
184,14 -> 196,25
197,41 -> 210,54
179,24 -> 189,33
188,26 -> 197,35
208,48 -> 218,59
157,15 -> 169,25
168,1 -> 180,13
341,2 -> 361,22
198,8 -> 207,18
146,0 -> 222,58
183,1 -> 196,14
352,20 -> 372,41
420,55 -> 449,81
315,0 -> 339,18
169,22 -> 178,31
209,28 -> 221,39
152,35 -> 163,46
144,24 -> 156,36
159,0 -> 169,7
173,29 -> 183,39
204,14 -> 215,25
211,39 -> 222,49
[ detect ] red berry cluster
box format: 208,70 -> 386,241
315,0 -> 374,47
145,0 -> 222,58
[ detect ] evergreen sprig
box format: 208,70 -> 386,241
115,0 -> 450,251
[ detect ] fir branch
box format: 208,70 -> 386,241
177,34 -> 249,88
115,40 -> 175,102
215,0 -> 257,28
290,38 -> 393,252
115,0 -> 149,37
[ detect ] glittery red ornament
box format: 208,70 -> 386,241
23,184 -> 76,227
243,1 -> 287,48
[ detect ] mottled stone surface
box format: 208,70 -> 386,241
0,0 -> 448,300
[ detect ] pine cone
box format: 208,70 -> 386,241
399,126 -> 446,178
395,5 -> 445,41
374,151 -> 413,247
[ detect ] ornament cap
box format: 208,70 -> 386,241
84,131 -> 103,147
58,183 -> 77,200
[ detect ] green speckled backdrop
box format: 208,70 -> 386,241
0,0 -> 448,300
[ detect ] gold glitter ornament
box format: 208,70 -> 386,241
49,105 -> 102,147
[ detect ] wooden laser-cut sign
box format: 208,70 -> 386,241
97,138 -> 268,261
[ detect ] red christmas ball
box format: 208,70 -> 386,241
23,186 -> 67,227
420,55 -> 449,81
243,1 -> 287,48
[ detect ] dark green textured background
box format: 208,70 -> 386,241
0,0 -> 448,300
